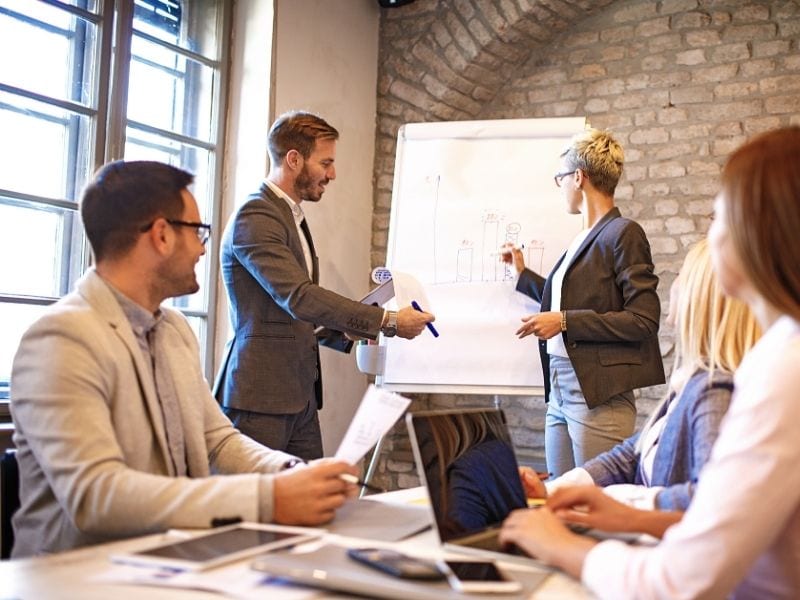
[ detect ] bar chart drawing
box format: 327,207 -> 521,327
432,212 -> 547,284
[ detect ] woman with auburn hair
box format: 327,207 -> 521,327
521,238 -> 760,511
500,127 -> 800,599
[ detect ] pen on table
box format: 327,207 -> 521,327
339,473 -> 387,494
410,300 -> 440,338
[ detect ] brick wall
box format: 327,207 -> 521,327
369,0 -> 800,490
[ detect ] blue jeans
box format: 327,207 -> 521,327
223,400 -> 323,461
545,355 -> 636,477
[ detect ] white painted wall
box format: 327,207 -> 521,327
273,0 -> 381,455
216,0 -> 275,385
221,0 -> 381,455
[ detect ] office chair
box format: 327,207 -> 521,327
1,449 -> 19,559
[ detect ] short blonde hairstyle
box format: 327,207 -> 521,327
561,128 -> 624,196
672,238 -> 760,390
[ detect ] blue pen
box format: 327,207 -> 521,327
411,300 -> 439,338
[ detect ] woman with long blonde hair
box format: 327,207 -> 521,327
522,239 -> 760,511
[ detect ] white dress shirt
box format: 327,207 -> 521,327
547,228 -> 591,357
582,315 -> 800,599
265,179 -> 313,277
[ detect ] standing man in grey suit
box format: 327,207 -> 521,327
503,129 -> 664,477
214,111 -> 434,460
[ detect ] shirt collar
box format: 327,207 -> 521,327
101,278 -> 162,337
265,179 -> 304,224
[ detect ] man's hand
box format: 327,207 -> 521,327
499,244 -> 526,275
519,466 -> 548,499
272,459 -> 357,526
396,306 -> 435,339
516,312 -> 562,340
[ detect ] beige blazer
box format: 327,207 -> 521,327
10,269 -> 295,557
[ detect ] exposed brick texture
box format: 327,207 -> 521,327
370,0 -> 800,490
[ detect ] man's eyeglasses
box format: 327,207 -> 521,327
140,219 -> 212,245
553,170 -> 577,187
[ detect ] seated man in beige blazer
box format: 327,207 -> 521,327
10,160 -> 357,558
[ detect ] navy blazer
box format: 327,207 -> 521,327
517,207 -> 665,408
213,183 -> 384,414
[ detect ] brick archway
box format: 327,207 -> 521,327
372,0 -> 618,264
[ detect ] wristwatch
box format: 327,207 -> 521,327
281,458 -> 305,471
381,310 -> 398,337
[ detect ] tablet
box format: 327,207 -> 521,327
112,523 -> 319,571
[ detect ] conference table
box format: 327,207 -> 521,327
0,488 -> 592,599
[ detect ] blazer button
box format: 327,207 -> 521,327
569,342 -> 577,348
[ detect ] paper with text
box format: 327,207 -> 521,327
335,384 -> 411,464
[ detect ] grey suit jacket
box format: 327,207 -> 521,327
517,207 -> 665,408
10,269 -> 295,557
214,183 -> 384,414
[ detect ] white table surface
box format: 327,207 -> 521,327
0,487 -> 592,600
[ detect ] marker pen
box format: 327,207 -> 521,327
411,300 -> 439,338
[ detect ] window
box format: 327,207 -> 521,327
0,0 -> 230,417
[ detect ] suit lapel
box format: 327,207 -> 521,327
77,270 -> 173,473
563,206 -> 621,273
260,182 -> 318,282
299,218 -> 319,283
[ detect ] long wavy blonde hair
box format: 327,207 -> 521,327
671,238 -> 760,392
637,239 -> 760,449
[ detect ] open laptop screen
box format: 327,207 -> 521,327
407,409 -> 528,542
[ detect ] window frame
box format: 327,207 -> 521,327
0,0 -> 233,414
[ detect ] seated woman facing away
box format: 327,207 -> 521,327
521,238 -> 760,511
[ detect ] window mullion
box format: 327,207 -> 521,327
104,0 -> 134,163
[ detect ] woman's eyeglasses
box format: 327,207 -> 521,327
553,170 -> 577,187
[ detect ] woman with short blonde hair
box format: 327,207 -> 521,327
507,128 -> 664,477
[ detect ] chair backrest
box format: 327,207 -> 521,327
1,449 -> 20,559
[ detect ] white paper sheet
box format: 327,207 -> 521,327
91,561 -> 318,599
334,384 -> 411,464
389,270 -> 432,313
382,118 -> 586,393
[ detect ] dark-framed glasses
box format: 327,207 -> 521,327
140,219 -> 212,245
553,170 -> 577,187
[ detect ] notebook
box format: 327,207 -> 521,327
406,408 -> 546,567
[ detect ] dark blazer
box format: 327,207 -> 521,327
213,183 -> 384,414
516,207 -> 665,409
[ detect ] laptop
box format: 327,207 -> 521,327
406,408 -> 546,568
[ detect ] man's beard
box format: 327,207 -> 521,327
156,250 -> 200,300
294,164 -> 326,202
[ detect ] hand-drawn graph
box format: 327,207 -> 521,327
382,118 -> 586,394
434,206 -> 547,285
